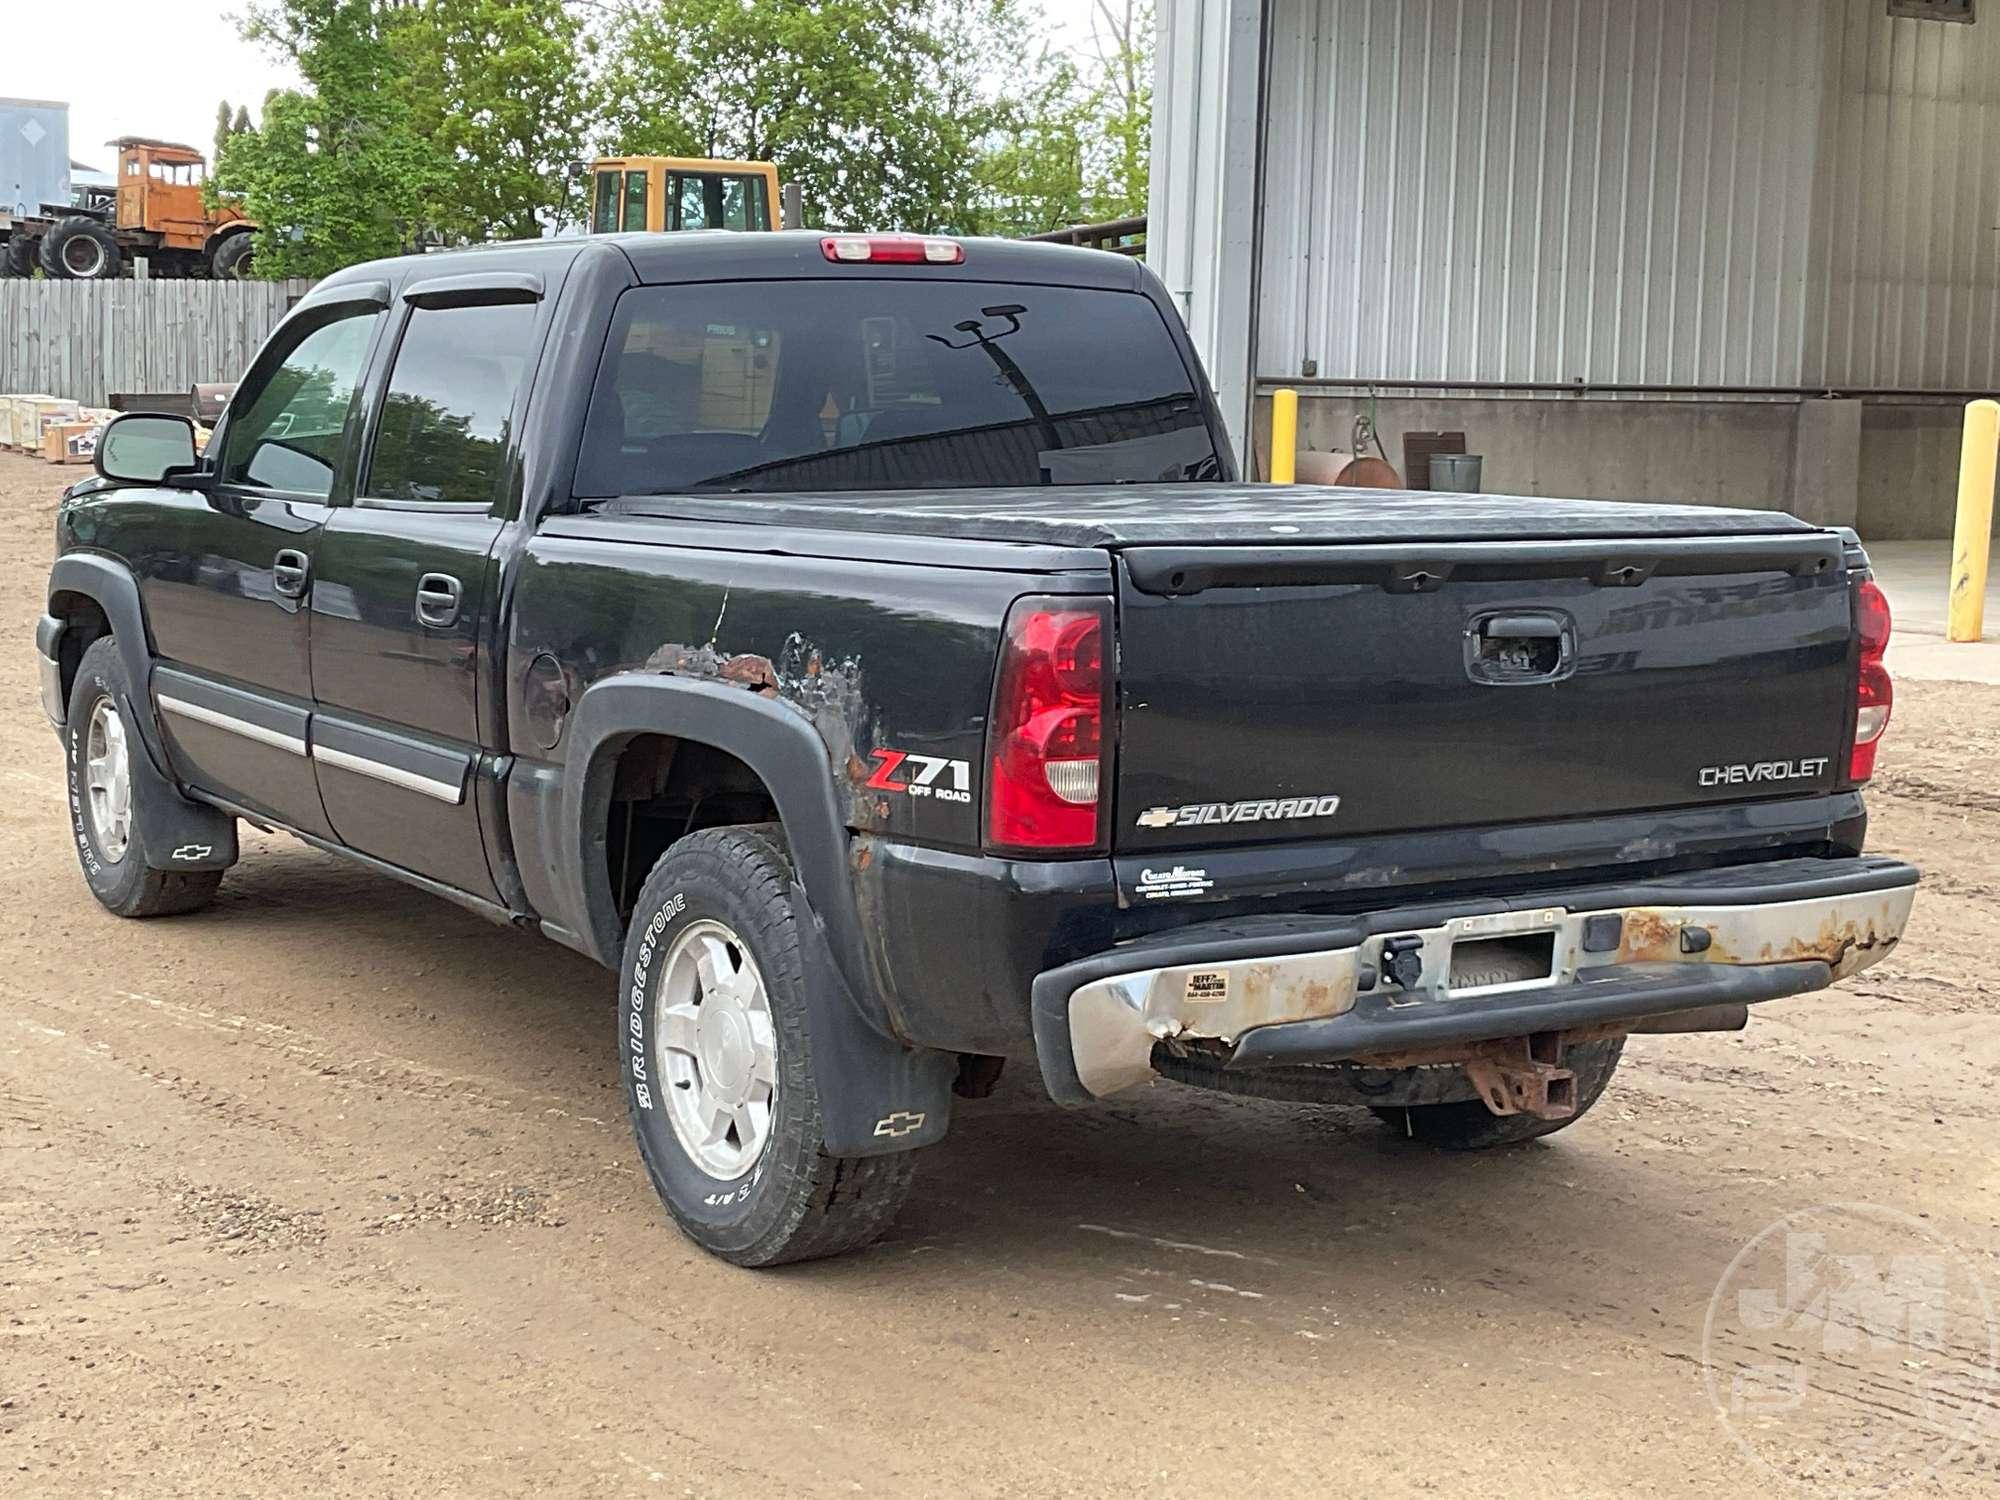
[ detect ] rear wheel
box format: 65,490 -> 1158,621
39,217 -> 120,280
208,233 -> 253,281
64,638 -> 223,918
618,826 -> 915,1266
0,233 -> 34,278
1371,1037 -> 1626,1149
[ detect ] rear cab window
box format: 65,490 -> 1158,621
573,280 -> 1219,497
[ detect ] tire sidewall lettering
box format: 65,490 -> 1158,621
626,891 -> 687,1112
66,674 -> 115,882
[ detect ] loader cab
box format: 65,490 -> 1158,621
586,157 -> 781,235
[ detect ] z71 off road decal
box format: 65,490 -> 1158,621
865,749 -> 972,804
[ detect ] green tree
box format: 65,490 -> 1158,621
217,0 -> 590,274
967,0 -> 1152,235
963,52 -> 1092,236
1085,0 -> 1152,221
389,0 -> 595,243
216,0 -> 448,277
213,101 -> 235,167
596,0 -> 1020,232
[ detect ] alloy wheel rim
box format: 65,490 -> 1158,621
85,697 -> 133,863
655,919 -> 778,1180
63,236 -> 107,277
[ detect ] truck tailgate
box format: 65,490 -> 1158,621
1113,531 -> 1855,851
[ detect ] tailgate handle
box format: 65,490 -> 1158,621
1481,614 -> 1563,640
1468,610 -> 1574,685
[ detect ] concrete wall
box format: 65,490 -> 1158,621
1255,391 -> 1981,539
1857,401 -> 1973,540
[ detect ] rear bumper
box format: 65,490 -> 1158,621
1029,855 -> 1918,1104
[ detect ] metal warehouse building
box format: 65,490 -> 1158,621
1150,0 -> 1999,535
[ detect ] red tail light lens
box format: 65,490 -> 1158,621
986,598 -> 1111,851
820,234 -> 963,265
1850,578 -> 1893,783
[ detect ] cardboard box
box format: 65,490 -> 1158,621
43,422 -> 99,464
0,395 -> 55,448
3,396 -> 77,450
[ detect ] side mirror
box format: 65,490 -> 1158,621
94,413 -> 199,486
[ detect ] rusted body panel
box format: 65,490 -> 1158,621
1613,890 -> 1907,978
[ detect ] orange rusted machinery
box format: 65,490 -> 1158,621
4,138 -> 255,281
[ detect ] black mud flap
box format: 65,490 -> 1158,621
122,689 -> 238,872
792,879 -> 955,1156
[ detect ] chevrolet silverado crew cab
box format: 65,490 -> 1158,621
40,230 -> 1917,1266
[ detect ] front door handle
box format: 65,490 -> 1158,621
415,572 -> 462,628
272,548 -> 310,599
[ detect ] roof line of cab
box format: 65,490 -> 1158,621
309,230 -> 1147,297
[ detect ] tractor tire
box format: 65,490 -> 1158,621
39,217 -> 121,280
2,233 -> 35,278
208,233 -> 254,281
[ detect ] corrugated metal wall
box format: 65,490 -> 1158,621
0,280 -> 311,406
1258,0 -> 2000,391
1812,0 -> 2000,388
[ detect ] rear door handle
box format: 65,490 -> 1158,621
272,548 -> 310,599
415,572 -> 462,628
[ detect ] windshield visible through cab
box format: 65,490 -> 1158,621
573,280 -> 1220,496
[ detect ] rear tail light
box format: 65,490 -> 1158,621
820,234 -> 963,265
1850,578 -> 1893,783
985,597 -> 1112,851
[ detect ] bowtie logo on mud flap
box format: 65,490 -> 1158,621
872,1110 -> 927,1139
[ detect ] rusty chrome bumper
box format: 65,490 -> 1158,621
1029,856 -> 1918,1104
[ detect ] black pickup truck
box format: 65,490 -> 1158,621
41,230 -> 1917,1266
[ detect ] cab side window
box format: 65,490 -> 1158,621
622,170 -> 648,231
363,301 -> 539,507
219,310 -> 380,498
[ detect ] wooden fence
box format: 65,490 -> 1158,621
0,279 -> 314,407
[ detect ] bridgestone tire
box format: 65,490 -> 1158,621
1371,1037 -> 1626,1150
39,217 -> 120,281
64,638 -> 223,918
208,233 -> 253,280
618,825 -> 915,1267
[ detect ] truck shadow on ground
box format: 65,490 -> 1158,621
198,840 -> 1756,1330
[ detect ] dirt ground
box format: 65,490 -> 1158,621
1,449 -> 1996,1497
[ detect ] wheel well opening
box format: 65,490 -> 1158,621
50,592 -> 111,711
601,735 -> 779,924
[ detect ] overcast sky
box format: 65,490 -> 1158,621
3,0 -> 1114,180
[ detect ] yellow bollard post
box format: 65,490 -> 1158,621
1269,388 -> 1298,485
1948,398 -> 2000,643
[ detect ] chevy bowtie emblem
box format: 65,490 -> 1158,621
1136,807 -> 1179,829
873,1110 -> 927,1139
